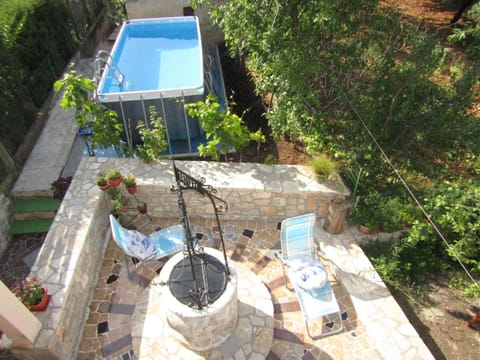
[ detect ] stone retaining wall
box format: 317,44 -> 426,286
15,158 -> 349,359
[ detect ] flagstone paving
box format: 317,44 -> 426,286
77,216 -> 382,360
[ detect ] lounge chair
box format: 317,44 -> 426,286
109,215 -> 186,270
277,213 -> 344,338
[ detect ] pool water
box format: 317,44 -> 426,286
98,17 -> 204,100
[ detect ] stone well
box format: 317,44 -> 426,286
159,247 -> 238,351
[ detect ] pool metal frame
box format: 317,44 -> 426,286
93,17 -> 227,157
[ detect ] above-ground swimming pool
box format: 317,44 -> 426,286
94,17 -> 226,156
97,17 -> 204,100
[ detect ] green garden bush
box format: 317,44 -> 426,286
0,0 -> 78,153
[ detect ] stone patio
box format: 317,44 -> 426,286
77,213 -> 433,359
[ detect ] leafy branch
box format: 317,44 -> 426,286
54,64 -> 123,155
185,94 -> 264,161
136,106 -> 168,163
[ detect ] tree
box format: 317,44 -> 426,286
185,94 -> 264,161
54,65 -> 123,156
194,0 -> 480,280
136,106 -> 168,163
451,0 -> 477,24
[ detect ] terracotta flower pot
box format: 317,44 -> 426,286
29,287 -> 50,312
357,224 -> 372,234
468,311 -> 480,327
107,177 -> 122,187
137,203 -> 147,214
126,185 -> 137,194
98,183 -> 110,191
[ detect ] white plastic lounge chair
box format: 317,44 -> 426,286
277,213 -> 344,338
109,214 -> 186,265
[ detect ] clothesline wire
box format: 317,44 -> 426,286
343,95 -> 479,290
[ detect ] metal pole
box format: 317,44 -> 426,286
176,185 -> 203,309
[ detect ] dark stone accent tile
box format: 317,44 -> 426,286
110,303 -> 135,315
97,321 -> 109,335
230,243 -> 246,261
274,301 -> 301,314
326,321 -> 334,329
342,311 -> 348,320
155,266 -> 162,274
273,327 -> 304,344
252,255 -> 271,273
131,257 -> 140,266
301,350 -> 316,360
277,222 -> 282,230
106,274 -> 118,284
266,350 -> 281,360
122,350 -> 134,360
101,334 -> 132,357
155,227 -> 163,231
242,228 -> 254,238
266,277 -> 285,291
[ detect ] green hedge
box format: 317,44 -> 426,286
0,0 -> 78,153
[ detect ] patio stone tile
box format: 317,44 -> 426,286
75,217 -> 428,359
274,301 -> 301,314
100,334 -> 132,357
273,327 -> 304,344
110,303 -> 135,315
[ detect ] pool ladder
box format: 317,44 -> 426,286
94,50 -> 125,87
204,53 -> 214,93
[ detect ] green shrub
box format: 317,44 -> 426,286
308,154 -> 338,180
264,154 -> 277,164
136,106 -> 168,163
420,180 -> 480,272
362,233 -> 449,289
0,0 -> 77,152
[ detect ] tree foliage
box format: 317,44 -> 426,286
54,66 -> 123,155
194,0 -> 480,284
136,106 -> 168,163
185,94 -> 263,161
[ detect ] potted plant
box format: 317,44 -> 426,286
106,169 -> 122,187
122,174 -> 137,194
136,200 -> 147,214
106,186 -> 120,199
11,276 -> 50,311
96,172 -> 109,191
111,193 -> 128,213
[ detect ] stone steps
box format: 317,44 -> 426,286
8,198 -> 59,234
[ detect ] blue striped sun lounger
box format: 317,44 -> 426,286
109,215 -> 185,274
278,213 -> 344,338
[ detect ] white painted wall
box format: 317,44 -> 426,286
125,0 -> 191,19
